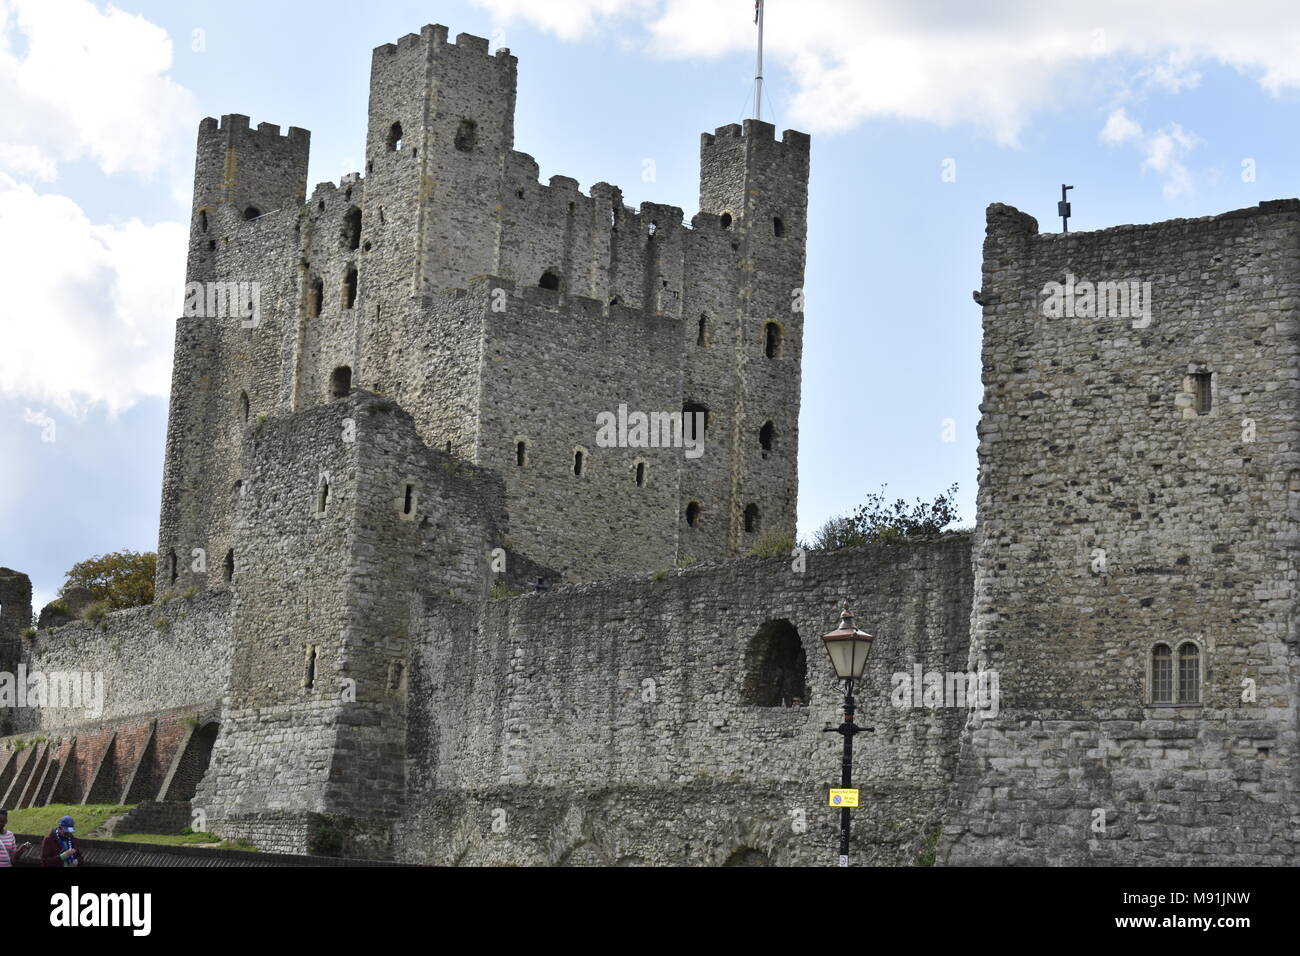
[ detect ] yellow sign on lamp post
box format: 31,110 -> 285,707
828,789 -> 860,808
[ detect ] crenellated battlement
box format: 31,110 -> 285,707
372,24 -> 514,64
701,118 -> 809,153
198,113 -> 310,145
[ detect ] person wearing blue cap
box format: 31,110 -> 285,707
41,816 -> 83,867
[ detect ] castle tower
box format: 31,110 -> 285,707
156,25 -> 811,592
942,200 -> 1300,865
156,116 -> 310,597
691,121 -> 810,555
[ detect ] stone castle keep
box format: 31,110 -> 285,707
0,25 -> 1296,864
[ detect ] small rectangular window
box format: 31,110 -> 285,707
303,644 -> 318,689
1193,372 -> 1212,415
403,483 -> 415,515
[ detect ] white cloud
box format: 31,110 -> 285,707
0,0 -> 198,182
0,173 -> 185,417
1099,109 -> 1203,197
477,0 -> 658,43
472,0 -> 1300,143
1100,107 -> 1142,145
0,1 -> 194,417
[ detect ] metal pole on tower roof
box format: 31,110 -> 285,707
755,0 -> 765,121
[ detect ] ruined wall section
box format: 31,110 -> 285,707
292,177 -> 366,412
13,592 -> 232,732
404,535 -> 974,865
942,201 -> 1300,865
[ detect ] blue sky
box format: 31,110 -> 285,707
4,0 -> 1300,613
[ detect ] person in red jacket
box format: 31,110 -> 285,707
41,816 -> 83,867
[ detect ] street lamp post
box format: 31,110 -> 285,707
821,605 -> 874,867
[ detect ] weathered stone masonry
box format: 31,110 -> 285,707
941,201 -> 1300,865
4,23 -> 1297,865
156,24 -> 809,593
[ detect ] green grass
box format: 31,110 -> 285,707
8,804 -> 259,851
108,831 -> 221,846
7,803 -> 132,836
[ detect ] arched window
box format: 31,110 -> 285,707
223,549 -> 234,583
759,421 -> 775,453
330,366 -> 352,399
1178,642 -> 1201,704
516,441 -> 527,467
1150,643 -> 1173,704
342,266 -> 358,309
741,620 -> 808,707
239,391 -> 250,423
764,322 -> 781,359
744,503 -> 760,533
455,118 -> 478,152
242,206 -> 261,221
308,276 -> 324,318
685,501 -> 701,527
387,122 -> 404,151
539,270 -> 560,291
343,207 -> 361,251
697,314 -> 708,347
720,212 -> 732,230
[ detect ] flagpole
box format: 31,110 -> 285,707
754,0 -> 764,121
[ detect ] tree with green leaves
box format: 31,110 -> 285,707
59,550 -> 156,610
811,484 -> 962,550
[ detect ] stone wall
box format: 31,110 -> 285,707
941,201 -> 1300,865
0,706 -> 217,809
197,392 -> 510,858
14,592 -> 232,732
405,535 -> 974,865
476,278 -> 685,580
